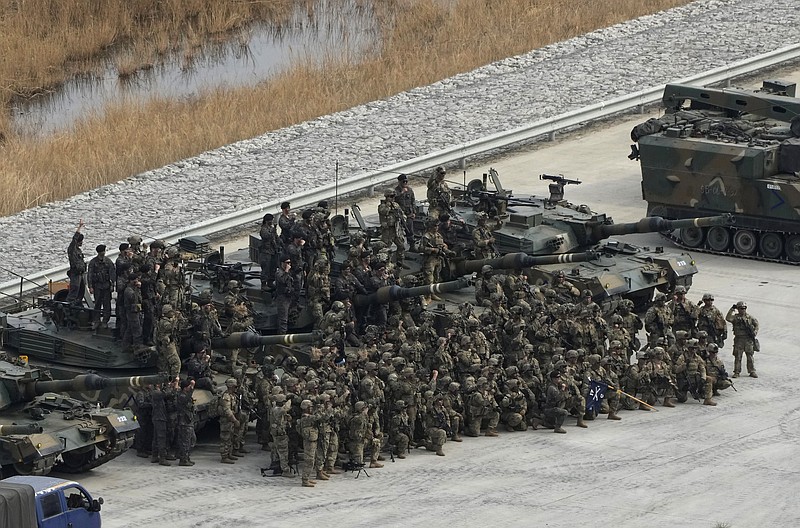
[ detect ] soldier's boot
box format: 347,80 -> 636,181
607,412 -> 622,421
583,412 -> 595,421
281,471 -> 296,478
302,479 -> 315,487
576,416 -> 588,428
435,447 -> 445,456
324,466 -> 343,474
397,453 -> 407,459
377,454 -> 386,461
369,461 -> 384,468
228,452 -> 240,459
179,459 -> 194,466
485,429 -> 499,437
165,453 -> 177,461
662,398 -> 675,408
150,456 -> 159,463
703,398 -> 718,406
136,451 -> 150,458
712,389 -> 720,396
638,403 -> 651,411
451,434 -> 463,442
505,424 -> 516,432
732,372 -> 739,378
316,470 -> 330,480
237,446 -> 250,454
554,426 -> 567,434
749,372 -> 758,378
221,456 -> 236,464
159,457 -> 171,466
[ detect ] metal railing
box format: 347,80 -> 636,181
2,43 -> 800,302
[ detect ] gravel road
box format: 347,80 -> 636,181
2,0 -> 799,284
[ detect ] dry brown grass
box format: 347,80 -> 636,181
0,0 -> 692,216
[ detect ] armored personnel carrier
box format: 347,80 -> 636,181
630,80 -> 800,263
427,170 -> 729,311
0,359 -> 164,476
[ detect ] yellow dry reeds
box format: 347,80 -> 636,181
0,0 -> 692,216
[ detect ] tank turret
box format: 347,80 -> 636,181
0,360 -> 161,476
631,79 -> 800,263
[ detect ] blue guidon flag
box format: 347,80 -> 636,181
586,380 -> 607,414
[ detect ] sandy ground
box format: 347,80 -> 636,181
67,71 -> 800,527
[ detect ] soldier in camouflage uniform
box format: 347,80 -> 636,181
87,244 -> 116,329
471,212 -> 496,259
639,347 -> 676,408
697,293 -> 727,348
66,220 -> 87,305
378,190 -> 408,267
465,377 -> 500,437
219,378 -> 241,464
420,219 -> 452,299
726,301 -> 759,378
306,260 -> 331,327
426,166 -> 451,220
668,285 -> 698,336
673,339 -> 715,405
366,405 -> 385,468
616,299 -> 643,357
424,396 -> 449,456
388,400 -> 411,458
270,393 -> 294,477
175,379 -> 197,466
298,400 -> 319,487
644,293 -> 674,347
259,213 -> 281,291
395,174 -> 417,251
122,274 -> 145,352
314,393 -> 335,480
500,379 -> 528,431
704,343 -> 733,396
543,371 -> 569,434
348,401 -> 370,467
155,305 -> 181,379
150,383 -> 171,466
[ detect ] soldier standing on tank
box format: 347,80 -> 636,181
66,219 -> 87,305
378,190 -> 409,268
274,256 -> 296,334
122,274 -> 144,352
426,166 -> 451,220
420,219 -> 452,301
395,174 -> 417,251
114,243 -> 133,339
155,305 -> 181,379
726,301 -> 759,378
697,293 -> 727,348
158,247 -> 184,310
278,201 -> 296,244
219,378 -> 241,464
471,212 -> 496,259
87,244 -> 115,330
259,213 -> 281,291
306,260 -> 331,327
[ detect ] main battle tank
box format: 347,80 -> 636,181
431,170 -> 730,310
630,80 -> 800,263
0,359 -> 165,476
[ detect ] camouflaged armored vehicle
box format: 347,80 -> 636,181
0,359 -> 164,476
630,80 -> 800,263
425,169 -> 729,311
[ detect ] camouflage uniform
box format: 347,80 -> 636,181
697,294 -> 727,347
465,379 -> 500,437
500,380 -> 528,431
378,192 -> 407,263
66,229 -> 86,305
270,395 -> 294,476
175,385 -> 197,466
259,215 -> 281,290
420,223 -> 449,287
644,294 -> 673,347
543,374 -> 569,433
471,216 -> 496,259
426,167 -> 451,219
424,400 -> 449,456
388,402 -> 411,458
395,175 -> 417,250
150,386 -> 170,465
122,277 -> 144,350
726,303 -> 759,378
306,261 -> 331,326
155,307 -> 181,379
673,342 -> 715,405
638,348 -> 676,407
87,250 -> 115,327
219,381 -> 240,463
668,287 -> 698,336
298,401 -> 319,486
348,402 -> 370,465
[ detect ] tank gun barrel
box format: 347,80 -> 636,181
0,424 -> 43,435
592,215 -> 732,241
353,279 -> 470,307
452,252 -> 596,276
27,373 -> 168,399
211,331 -> 316,349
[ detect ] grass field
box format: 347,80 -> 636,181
0,0 -> 691,216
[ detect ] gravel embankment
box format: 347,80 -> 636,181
2,0 -> 799,284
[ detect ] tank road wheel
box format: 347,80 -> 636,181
679,227 -> 704,248
57,446 -> 96,472
706,226 -> 731,252
732,229 -> 757,256
758,232 -> 783,259
786,235 -> 800,262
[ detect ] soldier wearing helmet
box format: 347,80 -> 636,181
471,211 -> 497,260
704,343 -> 733,397
668,284 -> 698,336
697,292 -> 727,348
420,212 -> 453,300
378,188 -> 408,268
726,301 -> 759,378
258,212 -> 281,291
347,401 -> 371,470
673,338 -> 716,406
644,291 -> 674,348
218,378 -> 241,464
297,399 -> 320,487
394,173 -> 417,252
639,346 -> 676,408
551,269 -> 580,302
465,376 -> 500,437
306,257 -> 331,325
387,399 -> 411,459
426,166 -> 452,220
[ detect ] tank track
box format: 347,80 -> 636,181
54,430 -> 136,473
663,227 -> 800,266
